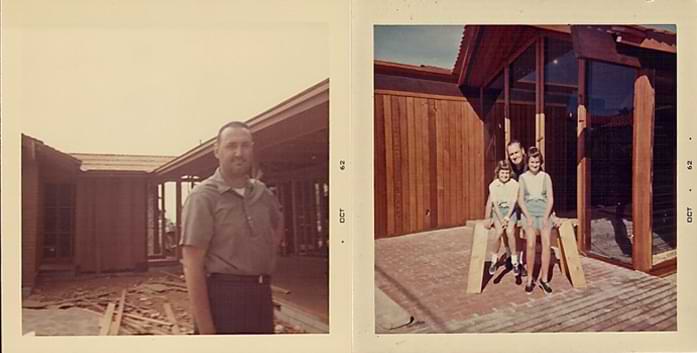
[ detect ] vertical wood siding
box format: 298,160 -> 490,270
75,176 -> 148,272
375,92 -> 486,238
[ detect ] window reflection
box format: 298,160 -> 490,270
587,61 -> 636,264
544,38 -> 578,214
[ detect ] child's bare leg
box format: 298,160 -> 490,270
525,227 -> 536,285
540,223 -> 553,283
505,223 -> 517,265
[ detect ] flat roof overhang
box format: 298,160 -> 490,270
152,79 -> 329,183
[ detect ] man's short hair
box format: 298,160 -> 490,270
216,121 -> 252,144
507,139 -> 523,150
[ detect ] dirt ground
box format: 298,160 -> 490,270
22,268 -> 305,336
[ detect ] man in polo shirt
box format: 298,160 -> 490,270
181,121 -> 284,335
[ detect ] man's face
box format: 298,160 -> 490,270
214,126 -> 254,178
507,143 -> 524,166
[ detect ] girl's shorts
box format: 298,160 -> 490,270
521,199 -> 548,230
493,205 -> 518,224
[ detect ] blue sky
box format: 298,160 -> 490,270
374,25 -> 677,69
374,25 -> 464,69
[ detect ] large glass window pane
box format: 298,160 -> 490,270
509,45 -> 536,150
587,61 -> 636,264
652,55 -> 677,263
544,38 -> 578,215
483,72 -> 505,184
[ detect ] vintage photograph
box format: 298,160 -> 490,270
17,20 -> 329,335
374,24 -> 677,333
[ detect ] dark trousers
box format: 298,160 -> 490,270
195,274 -> 274,334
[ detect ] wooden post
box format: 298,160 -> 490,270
632,69 -> 655,272
290,180 -> 299,255
159,182 -> 166,255
152,182 -> 160,256
576,58 -> 590,253
175,180 -> 182,259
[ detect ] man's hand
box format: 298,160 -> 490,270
484,218 -> 493,229
182,245 -> 216,334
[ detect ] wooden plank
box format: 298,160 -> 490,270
109,290 -> 127,335
383,95 -> 395,236
99,302 -> 117,335
555,229 -> 568,278
504,66 -> 511,146
558,221 -> 587,288
391,96 -> 404,235
399,96 -> 411,233
163,303 -> 181,335
632,70 -> 655,272
462,103 -> 471,221
374,95 -> 387,238
414,98 -> 426,232
577,58 -> 590,252
435,100 -> 444,227
466,223 -> 490,294
421,98 -> 432,230
407,97 -> 418,233
452,101 -> 460,225
428,99 -> 439,229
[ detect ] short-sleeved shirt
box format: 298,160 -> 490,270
180,168 -> 283,275
488,179 -> 519,209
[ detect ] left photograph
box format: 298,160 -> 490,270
19,23 -> 329,335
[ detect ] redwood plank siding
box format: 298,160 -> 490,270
391,96 -> 403,235
383,95 -> 395,236
375,86 -> 486,237
428,100 -> 439,229
407,97 -> 418,233
374,95 -> 387,238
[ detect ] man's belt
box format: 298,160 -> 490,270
208,273 -> 270,284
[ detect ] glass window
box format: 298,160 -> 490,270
587,61 -> 636,265
544,38 -> 578,214
652,54 -> 677,262
509,44 -> 537,151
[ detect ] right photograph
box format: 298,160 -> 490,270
373,25 -> 677,333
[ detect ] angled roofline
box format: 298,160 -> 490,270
151,78 -> 329,177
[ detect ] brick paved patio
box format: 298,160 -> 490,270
375,224 -> 677,333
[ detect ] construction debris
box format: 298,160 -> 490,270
22,270 -> 304,335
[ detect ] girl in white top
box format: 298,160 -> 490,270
518,146 -> 554,294
485,160 -> 520,275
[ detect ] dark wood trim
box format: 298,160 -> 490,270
631,69 -> 655,272
585,253 -> 635,270
577,58 -> 590,253
481,33 -> 541,90
374,89 -> 467,102
649,257 -> 677,277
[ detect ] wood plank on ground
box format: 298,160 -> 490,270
109,290 -> 127,335
99,302 -> 116,335
163,303 -> 181,335
558,221 -> 587,288
466,223 -> 490,294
